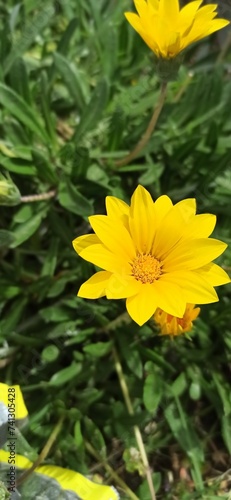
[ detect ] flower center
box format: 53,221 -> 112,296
131,254 -> 162,284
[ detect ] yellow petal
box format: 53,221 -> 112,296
126,284 -> 158,325
159,0 -> 179,24
78,271 -> 111,298
147,0 -> 159,11
178,0 -> 203,34
106,196 -> 129,218
163,238 -> 228,271
134,0 -> 148,18
106,274 -> 142,299
89,215 -> 136,261
181,214 -> 216,240
72,234 -> 100,254
161,270 -> 218,304
124,12 -> 160,55
173,198 -> 196,222
80,244 -> 131,274
195,263 -> 230,286
182,17 -> 229,48
153,279 -> 186,317
154,195 -> 173,226
129,185 -> 156,253
153,204 -> 187,259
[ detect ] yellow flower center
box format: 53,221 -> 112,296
131,254 -> 162,284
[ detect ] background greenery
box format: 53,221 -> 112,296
0,0 -> 231,498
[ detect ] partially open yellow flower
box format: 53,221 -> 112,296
154,303 -> 200,336
125,0 -> 230,59
72,185 -> 230,326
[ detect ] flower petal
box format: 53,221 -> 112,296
72,234 -> 100,254
154,195 -> 173,226
80,244 -> 131,274
129,185 -> 156,253
78,271 -> 111,299
163,238 -> 227,271
181,214 -> 216,240
126,284 -> 158,325
195,263 -> 230,286
106,196 -> 129,218
159,0 -> 179,23
161,270 -> 218,304
89,215 -> 136,261
106,274 -> 142,299
153,279 -> 186,317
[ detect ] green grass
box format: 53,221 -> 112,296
0,0 -> 231,498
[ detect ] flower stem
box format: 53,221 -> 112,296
20,190 -> 56,202
16,416 -> 64,487
115,82 -> 168,168
85,441 -> 139,500
112,345 -> 156,500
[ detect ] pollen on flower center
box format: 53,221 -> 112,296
131,253 -> 162,284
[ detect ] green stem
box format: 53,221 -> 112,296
85,441 -> 139,500
16,416 -> 64,487
112,345 -> 156,500
115,81 -> 168,168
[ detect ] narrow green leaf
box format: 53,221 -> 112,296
73,79 -> 109,142
0,84 -> 48,143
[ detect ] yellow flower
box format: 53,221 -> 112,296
124,0 -> 230,59
154,303 -> 200,336
72,185 -> 230,326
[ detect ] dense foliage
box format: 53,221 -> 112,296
0,1 -> 231,498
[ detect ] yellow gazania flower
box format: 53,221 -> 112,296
124,0 -> 230,59
72,185 -> 230,326
154,303 -> 200,336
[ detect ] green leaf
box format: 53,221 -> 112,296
49,363 -> 82,386
10,208 -> 47,248
0,84 -> 48,143
73,79 -> 109,142
53,52 -> 87,110
58,179 -> 93,216
0,230 -> 15,247
3,5 -> 56,75
83,341 -> 112,357
143,372 -> 162,414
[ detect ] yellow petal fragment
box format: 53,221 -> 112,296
148,0 -> 159,11
126,284 -> 158,325
178,0 -> 203,34
78,271 -> 111,299
153,278 -> 186,317
182,17 -> 230,48
89,215 -> 136,261
173,198 -> 196,222
195,263 -> 230,286
159,0 -> 179,23
154,195 -> 173,226
134,0 -> 148,18
153,204 -> 187,259
106,274 -> 142,299
162,270 -> 218,304
80,244 -> 131,274
72,234 -> 100,254
164,238 -> 228,271
129,185 -> 156,253
182,214 -> 216,240
106,196 -> 129,218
